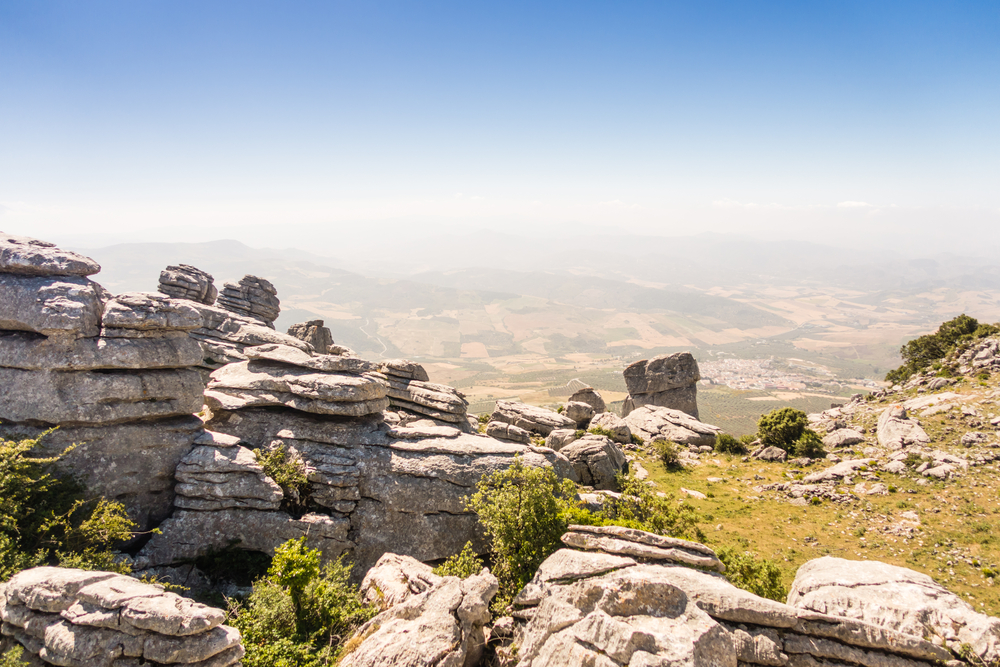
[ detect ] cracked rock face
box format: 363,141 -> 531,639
0,567 -> 243,667
622,352 -> 701,419
491,399 -> 576,436
623,405 -> 722,448
0,232 -> 101,276
158,264 -> 218,305
568,386 -> 606,414
876,406 -> 931,450
217,274 -> 280,326
560,435 -> 627,490
0,274 -> 106,339
287,319 -> 334,354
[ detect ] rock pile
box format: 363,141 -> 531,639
287,319 -> 335,354
0,234 -> 208,529
378,359 -> 470,426
157,264 -> 217,305
0,566 -> 243,667
216,274 -> 280,326
622,351 -> 701,418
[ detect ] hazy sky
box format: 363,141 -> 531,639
1,1 -> 998,251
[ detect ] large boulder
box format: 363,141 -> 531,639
623,405 -> 721,447
563,401 -> 595,426
568,386 -> 606,413
217,274 -> 280,326
877,406 -> 931,450
788,556 -> 1000,663
0,566 -> 243,667
588,411 -> 632,444
158,264 -> 218,305
0,274 -> 105,339
173,440 -> 284,511
491,399 -> 576,436
0,232 -> 101,276
287,319 -> 334,354
560,435 -> 627,490
359,553 -> 443,609
622,352 -> 701,418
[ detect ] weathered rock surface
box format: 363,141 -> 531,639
101,292 -> 202,333
158,264 -> 218,305
340,569 -> 498,667
174,441 -> 284,511
803,459 -> 874,484
588,412 -> 633,445
0,274 -> 105,339
217,274 -> 280,325
545,428 -> 580,450
560,435 -> 627,490
623,404 -> 722,448
753,445 -> 789,462
187,301 -> 313,369
568,386 -> 606,413
823,428 -> 867,449
491,399 -> 576,436
877,406 -> 931,450
378,359 -> 431,382
383,375 -> 469,424
287,319 -> 334,354
359,553 -> 442,609
564,401 -> 595,426
0,232 -> 101,276
0,330 -> 203,371
487,420 -> 532,444
0,566 -> 242,667
622,352 -> 701,418
789,556 -> 1000,664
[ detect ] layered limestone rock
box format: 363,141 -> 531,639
588,412 -> 633,445
510,528 -> 953,667
340,568 -> 498,667
622,352 -> 701,418
568,386 -> 606,413
0,237 -> 209,529
877,406 -> 931,450
563,401 -> 595,427
491,399 -> 576,436
216,274 -> 280,326
623,404 -> 722,448
487,420 -> 532,444
158,264 -> 218,305
789,556 -> 1000,664
559,435 -> 627,490
287,319 -> 334,354
359,553 -> 442,608
377,359 -> 470,425
186,301 -> 314,370
0,567 -> 243,667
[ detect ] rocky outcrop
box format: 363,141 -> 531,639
568,386 -> 606,413
173,432 -> 283,511
511,528 -> 953,667
0,236 -> 209,529
287,319 -> 334,354
376,359 -> 470,425
560,435 -> 627,490
186,300 -> 314,370
789,556 -> 1000,664
877,406 -> 931,450
588,412 -> 632,445
216,274 -> 280,326
158,264 -> 218,305
491,399 -> 576,436
487,420 -> 532,444
0,567 -> 243,667
545,429 -> 580,450
340,568 -> 498,667
623,404 -> 722,447
359,553 -> 442,608
622,352 -> 701,418
563,401 -> 595,427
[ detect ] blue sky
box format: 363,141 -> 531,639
1,1 -> 998,249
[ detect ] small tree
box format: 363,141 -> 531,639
886,314 -> 1000,384
433,542 -> 485,579
715,433 -> 747,455
717,547 -> 787,601
757,408 -> 810,452
792,430 -> 826,459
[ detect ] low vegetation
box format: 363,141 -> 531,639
432,541 -> 485,579
885,313 -> 999,384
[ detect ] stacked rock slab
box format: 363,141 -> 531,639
624,404 -> 722,448
622,351 -> 701,418
0,234 -> 207,529
568,386 -> 606,413
0,567 -> 243,667
491,399 -> 576,436
216,274 -> 280,327
378,359 -> 471,426
138,343 -> 578,573
510,526 -> 954,667
287,319 -> 334,354
158,264 -> 217,305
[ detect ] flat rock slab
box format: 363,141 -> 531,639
486,420 -> 532,443
561,530 -> 724,572
623,404 -> 721,447
491,399 -> 576,435
0,233 -> 101,276
209,359 -> 386,403
244,343 -> 376,373
101,292 -> 202,332
803,459 -> 873,484
822,428 -> 866,449
377,359 -> 430,382
0,274 -> 105,338
0,331 -> 203,371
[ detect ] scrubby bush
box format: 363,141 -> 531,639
792,430 -> 826,459
230,537 -> 376,667
588,426 -> 617,439
654,440 -> 682,470
255,445 -> 309,510
757,408 -> 809,452
604,473 -> 703,541
717,547 -> 787,601
886,314 -> 1000,384
466,456 -> 578,611
0,647 -> 28,667
433,541 -> 485,579
715,433 -> 747,455
739,434 -> 756,446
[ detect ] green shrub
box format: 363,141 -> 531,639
477,414 -> 490,424
231,537 -> 376,667
0,647 -> 28,667
466,456 -> 578,611
654,440 -> 682,470
738,434 -> 756,446
717,548 -> 787,601
792,430 -> 826,459
255,445 -> 309,509
757,408 -> 809,452
715,433 -> 747,455
433,542 -> 485,579
886,314 -> 1000,384
556,405 -> 565,414
631,434 -> 645,446
588,426 -> 617,439
603,473 -> 703,541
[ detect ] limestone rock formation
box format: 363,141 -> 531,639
287,319 -> 334,354
157,264 -> 218,305
877,405 -> 931,450
487,420 -> 532,444
491,399 -> 576,436
340,569 -> 498,667
375,359 -> 470,425
563,401 -> 595,426
186,301 -> 314,370
822,428 -> 866,449
0,236 -> 209,529
173,438 -> 284,511
216,274 -> 280,326
588,412 -> 633,445
0,566 -> 243,667
568,386 -> 606,413
622,352 -> 701,418
560,435 -> 627,490
623,404 -> 722,448
359,553 -> 442,609
511,528 -> 952,667
545,428 -> 580,450
789,556 -> 1000,664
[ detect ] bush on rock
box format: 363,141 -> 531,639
718,546 -> 787,601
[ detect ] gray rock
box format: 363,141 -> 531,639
622,352 -> 701,418
568,387 -> 606,413
877,406 -> 931,450
359,553 -> 442,609
340,570 -> 497,667
623,405 -> 721,447
789,556 -> 1000,664
491,399 -> 576,436
545,428 -> 580,450
383,376 -> 469,423
158,264 -> 218,305
377,359 -> 430,382
822,428 -> 866,449
0,367 -> 205,426
561,525 -> 724,572
560,435 -> 627,490
0,233 -> 101,276
286,319 -> 334,354
244,343 -> 376,373
588,412 -> 632,444
0,331 -> 203,371
564,401 -> 595,426
217,275 -> 280,325
926,377 -> 954,391
803,459 -> 873,483
187,301 -> 313,368
0,274 -> 105,339
487,420 -> 532,444
174,444 -> 284,511
101,292 -> 202,332
754,446 -> 789,462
